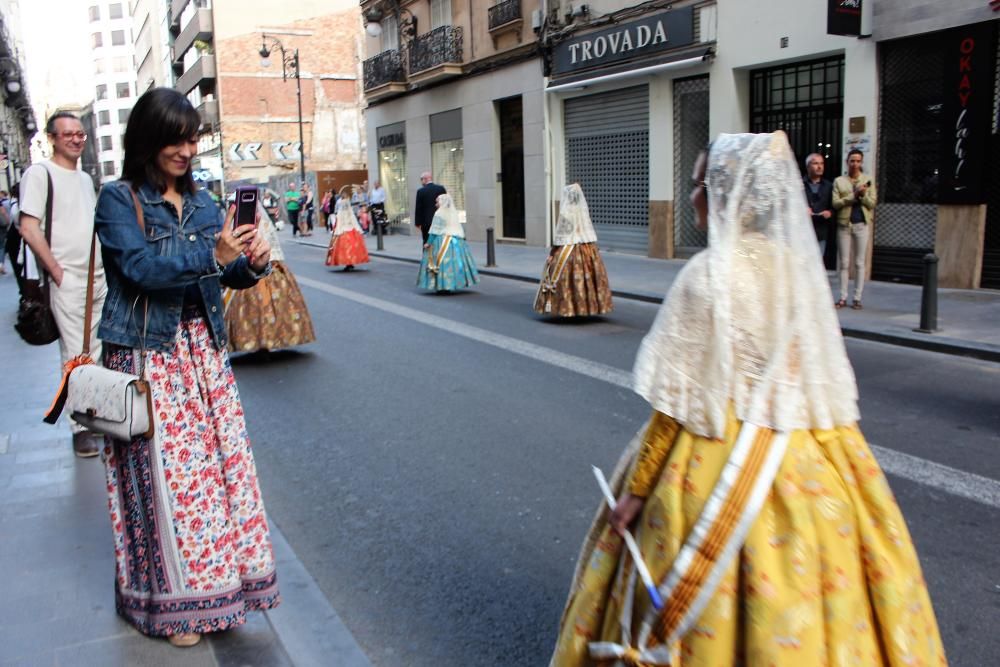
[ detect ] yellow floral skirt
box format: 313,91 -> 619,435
551,414 -> 947,666
224,261 -> 316,353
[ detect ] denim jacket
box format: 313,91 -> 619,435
95,180 -> 267,352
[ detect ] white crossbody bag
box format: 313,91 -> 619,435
44,188 -> 154,441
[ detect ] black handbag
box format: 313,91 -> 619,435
14,168 -> 59,346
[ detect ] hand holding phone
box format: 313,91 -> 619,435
234,186 -> 259,229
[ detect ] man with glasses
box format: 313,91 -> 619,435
18,111 -> 106,457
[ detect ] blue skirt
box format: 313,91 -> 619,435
416,234 -> 480,292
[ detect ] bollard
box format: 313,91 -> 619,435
376,215 -> 384,251
486,227 -> 497,267
915,253 -> 939,333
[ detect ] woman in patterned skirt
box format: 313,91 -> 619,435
534,184 -> 612,317
326,188 -> 370,271
224,201 -> 315,353
416,194 -> 479,292
550,133 -> 946,666
94,88 -> 279,648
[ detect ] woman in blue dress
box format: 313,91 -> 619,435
416,194 -> 479,292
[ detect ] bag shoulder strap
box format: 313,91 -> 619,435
80,183 -> 147,357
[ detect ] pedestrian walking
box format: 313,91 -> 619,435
224,199 -> 315,353
326,188 -> 369,271
0,189 -> 10,275
533,183 -> 612,317
413,171 -> 446,244
416,193 -> 479,292
320,189 -> 333,231
833,148 -> 877,309
17,111 -> 106,457
94,87 -> 280,647
550,132 -> 945,666
285,181 -> 300,236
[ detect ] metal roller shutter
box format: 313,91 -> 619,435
564,85 -> 649,254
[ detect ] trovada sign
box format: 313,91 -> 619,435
551,8 -> 695,76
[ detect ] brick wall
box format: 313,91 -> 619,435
214,9 -> 366,182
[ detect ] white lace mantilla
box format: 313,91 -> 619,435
633,132 -> 859,438
553,183 -> 598,246
428,194 -> 465,237
333,199 -> 363,236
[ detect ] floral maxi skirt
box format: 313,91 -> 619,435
102,316 -> 280,638
550,412 -> 946,666
534,242 -> 612,317
224,261 -> 316,353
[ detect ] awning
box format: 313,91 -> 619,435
546,47 -> 714,93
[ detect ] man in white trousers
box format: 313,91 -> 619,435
19,111 -> 106,457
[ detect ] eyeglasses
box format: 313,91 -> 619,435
52,131 -> 87,141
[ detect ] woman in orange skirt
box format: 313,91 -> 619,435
326,192 -> 369,271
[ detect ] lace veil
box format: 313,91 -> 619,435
429,194 -> 464,237
553,183 -> 598,246
633,131 -> 859,438
333,198 -> 362,236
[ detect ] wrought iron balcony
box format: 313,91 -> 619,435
408,25 -> 463,77
488,0 -> 521,30
363,49 -> 406,93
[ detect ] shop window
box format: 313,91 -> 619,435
378,146 -> 408,222
431,139 -> 465,216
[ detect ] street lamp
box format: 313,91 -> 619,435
362,2 -> 418,40
0,56 -> 22,95
258,34 -> 305,185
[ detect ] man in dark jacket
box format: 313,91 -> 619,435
413,171 -> 446,244
803,153 -> 834,262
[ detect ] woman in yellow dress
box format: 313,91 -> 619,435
550,132 -> 946,666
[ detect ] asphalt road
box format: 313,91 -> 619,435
234,239 -> 1000,667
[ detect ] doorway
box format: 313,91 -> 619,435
498,96 -> 525,239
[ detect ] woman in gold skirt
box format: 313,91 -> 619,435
225,202 -> 315,353
550,133 -> 946,666
534,184 -> 613,317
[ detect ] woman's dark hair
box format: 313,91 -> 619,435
121,87 -> 202,194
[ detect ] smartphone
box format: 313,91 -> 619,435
234,186 -> 259,229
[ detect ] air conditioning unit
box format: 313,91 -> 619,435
531,9 -> 543,31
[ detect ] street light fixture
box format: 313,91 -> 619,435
362,2 -> 418,41
258,34 -> 305,184
0,56 -> 23,95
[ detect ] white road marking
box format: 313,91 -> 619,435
298,276 -> 1000,509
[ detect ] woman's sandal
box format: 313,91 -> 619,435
852,300 -> 863,310
167,632 -> 202,648
835,299 -> 847,309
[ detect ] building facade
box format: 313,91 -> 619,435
132,0 -> 175,94
361,0 -> 546,244
88,1 -> 137,184
170,0 -> 367,199
0,0 -> 34,189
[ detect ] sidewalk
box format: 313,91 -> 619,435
302,232 -> 1000,362
0,277 -> 372,667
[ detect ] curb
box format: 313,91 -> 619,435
297,240 -> 1000,363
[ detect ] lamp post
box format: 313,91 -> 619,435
258,35 -> 305,184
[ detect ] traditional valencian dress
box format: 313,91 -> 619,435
224,205 -> 315,352
550,133 -> 946,666
534,184 -> 612,317
326,198 -> 370,269
416,193 -> 479,292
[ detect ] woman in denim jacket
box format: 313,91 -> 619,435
94,88 -> 280,648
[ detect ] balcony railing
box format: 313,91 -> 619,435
488,0 -> 521,30
363,49 -> 406,91
408,25 -> 463,75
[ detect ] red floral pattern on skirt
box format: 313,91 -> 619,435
326,229 -> 370,266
